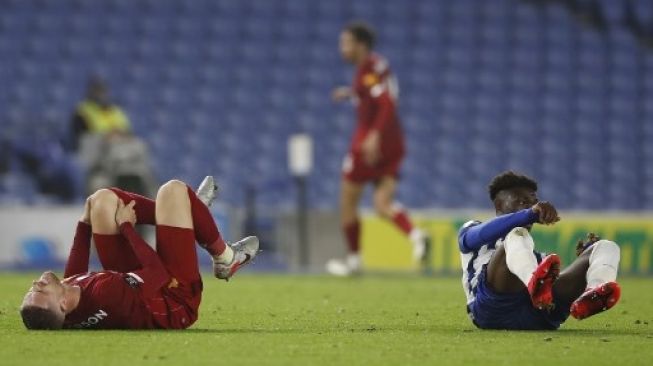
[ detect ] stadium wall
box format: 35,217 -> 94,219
362,212 -> 653,275
1,207 -> 651,275
0,206 -> 233,270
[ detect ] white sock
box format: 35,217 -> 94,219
504,227 -> 538,287
409,228 -> 424,243
586,240 -> 620,288
214,245 -> 234,264
346,253 -> 361,270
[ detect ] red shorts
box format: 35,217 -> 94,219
147,278 -> 203,330
342,150 -> 404,183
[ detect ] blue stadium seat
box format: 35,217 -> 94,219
0,0 -> 648,209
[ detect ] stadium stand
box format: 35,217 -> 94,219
0,0 -> 650,210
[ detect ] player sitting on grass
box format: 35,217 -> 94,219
19,176 -> 259,330
459,171 -> 621,330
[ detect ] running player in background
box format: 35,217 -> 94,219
19,176 -> 259,330
327,22 -> 430,276
459,171 -> 621,330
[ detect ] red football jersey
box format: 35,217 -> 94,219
63,271 -> 156,329
61,222 -> 198,330
350,53 -> 405,158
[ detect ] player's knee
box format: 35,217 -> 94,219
506,227 -> 533,241
592,240 -> 620,259
507,227 -> 530,237
504,227 -> 534,250
158,179 -> 188,198
89,189 -> 118,209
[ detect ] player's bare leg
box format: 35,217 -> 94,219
485,246 -> 525,294
373,176 -> 430,263
155,180 -> 194,228
327,179 -> 365,276
550,247 -> 593,306
486,227 -> 560,310
156,179 -> 259,281
340,178 -> 365,254
88,189 -> 121,235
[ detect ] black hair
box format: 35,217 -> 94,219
344,21 -> 376,49
488,171 -> 538,201
20,306 -> 63,330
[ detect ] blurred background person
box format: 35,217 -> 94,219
69,76 -> 131,151
69,76 -> 156,197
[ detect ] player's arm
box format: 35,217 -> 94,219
116,201 -> 170,296
64,198 -> 92,277
458,209 -> 539,253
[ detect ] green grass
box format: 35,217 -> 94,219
1,274 -> 652,366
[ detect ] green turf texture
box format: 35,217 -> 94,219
0,274 -> 651,366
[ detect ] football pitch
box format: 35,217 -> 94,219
0,274 -> 651,366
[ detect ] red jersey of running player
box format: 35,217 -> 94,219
61,223 -> 201,329
343,53 -> 405,183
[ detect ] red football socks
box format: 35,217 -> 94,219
93,233 -> 141,272
155,225 -> 201,283
186,186 -> 227,256
391,210 -> 414,236
109,188 -> 156,225
343,220 -> 361,253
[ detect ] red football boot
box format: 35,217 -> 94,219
570,282 -> 621,320
527,254 -> 561,310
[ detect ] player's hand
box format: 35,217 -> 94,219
115,200 -> 137,227
361,130 -> 381,166
332,86 -> 352,102
575,232 -> 601,256
531,201 -> 560,225
79,197 -> 91,224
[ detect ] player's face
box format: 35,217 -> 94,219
21,271 -> 66,319
339,31 -> 359,63
495,187 -> 539,215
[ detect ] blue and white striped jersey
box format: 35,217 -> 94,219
459,220 -> 498,304
458,209 -> 542,305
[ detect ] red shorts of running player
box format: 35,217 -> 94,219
108,188 -> 203,329
342,150 -> 404,183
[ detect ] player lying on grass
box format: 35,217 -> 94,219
459,171 -> 621,330
19,176 -> 259,330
